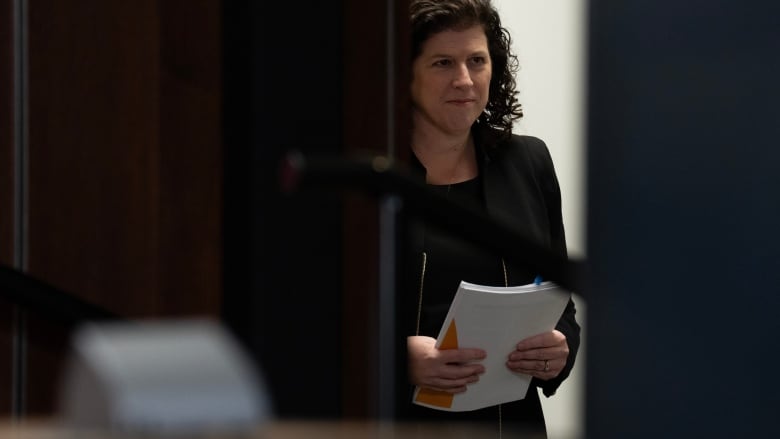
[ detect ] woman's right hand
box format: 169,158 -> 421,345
407,335 -> 486,394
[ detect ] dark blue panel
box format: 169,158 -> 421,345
587,1 -> 780,437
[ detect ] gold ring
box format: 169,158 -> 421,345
543,360 -> 549,372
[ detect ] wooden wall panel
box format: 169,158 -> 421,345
158,0 -> 222,316
25,0 -> 221,318
26,0 -> 163,317
1,0 -> 223,417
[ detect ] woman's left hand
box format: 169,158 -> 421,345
506,330 -> 569,381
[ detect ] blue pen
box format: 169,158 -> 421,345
534,274 -> 543,285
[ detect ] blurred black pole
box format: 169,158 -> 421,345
377,195 -> 401,419
280,152 -> 586,294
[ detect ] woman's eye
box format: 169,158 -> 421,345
470,57 -> 486,65
433,59 -> 451,67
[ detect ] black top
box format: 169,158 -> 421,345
404,178 -> 549,437
417,177 -> 507,338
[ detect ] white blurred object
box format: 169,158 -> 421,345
58,318 -> 272,435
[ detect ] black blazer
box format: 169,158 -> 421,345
401,126 -> 581,434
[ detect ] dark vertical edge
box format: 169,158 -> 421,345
221,0 -> 254,353
0,1 -> 15,415
392,0 -> 412,420
0,0 -> 13,266
3,0 -> 24,418
0,0 -> 12,398
376,0 -> 397,416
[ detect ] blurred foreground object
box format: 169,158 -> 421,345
58,319 -> 271,435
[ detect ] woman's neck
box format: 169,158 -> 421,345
412,129 -> 477,185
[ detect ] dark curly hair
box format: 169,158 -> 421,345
410,0 -> 523,139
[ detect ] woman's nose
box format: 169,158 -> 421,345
452,63 -> 473,88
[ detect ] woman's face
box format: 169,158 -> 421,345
411,25 -> 492,137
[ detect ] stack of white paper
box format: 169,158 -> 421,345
413,280 -> 570,412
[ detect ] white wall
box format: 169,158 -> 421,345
491,1 -> 587,438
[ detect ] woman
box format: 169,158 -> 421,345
403,0 -> 580,436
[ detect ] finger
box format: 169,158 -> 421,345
507,358 -> 562,378
515,330 -> 566,351
439,348 -> 487,364
428,373 -> 480,391
440,363 -> 485,380
506,359 -> 548,372
509,346 -> 567,361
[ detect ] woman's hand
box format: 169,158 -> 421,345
506,330 -> 569,381
407,336 -> 486,394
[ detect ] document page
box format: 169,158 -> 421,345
413,281 -> 570,412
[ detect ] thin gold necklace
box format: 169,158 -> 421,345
446,142 -> 472,194
412,139 -> 471,189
